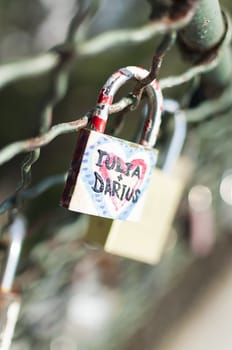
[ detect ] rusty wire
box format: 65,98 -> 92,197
0,57 -> 230,167
1,81 -> 232,217
0,1 -> 90,228
131,31 -> 176,110
0,2 -> 231,221
0,1 -> 196,91
0,33 -> 229,170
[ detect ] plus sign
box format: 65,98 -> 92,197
118,174 -> 123,181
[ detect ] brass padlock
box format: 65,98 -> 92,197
86,100 -> 191,264
61,66 -> 163,221
0,215 -> 26,350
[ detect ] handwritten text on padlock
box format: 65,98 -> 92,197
62,130 -> 157,220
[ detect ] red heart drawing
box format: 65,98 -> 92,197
88,139 -> 152,219
98,154 -> 147,212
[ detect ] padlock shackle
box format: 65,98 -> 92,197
162,99 -> 187,173
91,66 -> 163,147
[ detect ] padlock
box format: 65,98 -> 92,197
85,100 -> 192,264
61,66 -> 163,221
0,215 -> 26,350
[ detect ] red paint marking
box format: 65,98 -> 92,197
103,95 -> 113,104
98,89 -> 113,105
144,119 -> 152,133
91,115 -> 106,133
131,159 -> 147,180
118,70 -> 127,76
97,88 -> 105,103
153,79 -> 160,90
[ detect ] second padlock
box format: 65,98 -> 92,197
85,100 -> 192,264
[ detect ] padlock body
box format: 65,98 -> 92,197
61,128 -> 157,220
104,168 -> 184,264
85,161 -> 190,264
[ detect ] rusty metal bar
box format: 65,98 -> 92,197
178,0 -> 232,96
